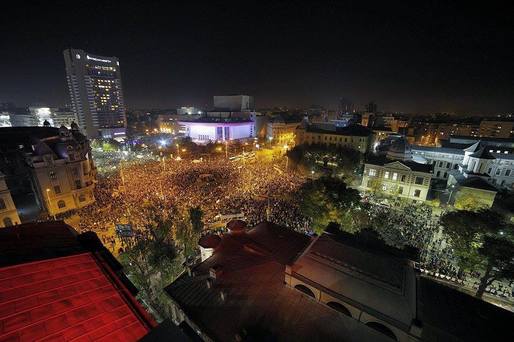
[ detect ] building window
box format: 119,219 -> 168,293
79,194 -> 86,202
414,189 -> 421,197
443,172 -> 447,178
392,172 -> 398,181
3,217 -> 13,227
369,169 -> 377,177
384,171 -> 390,179
401,175 -> 406,182
49,171 -> 57,180
496,168 -> 501,176
398,186 -> 404,194
436,171 -> 440,178
54,185 -> 61,194
438,161 -> 443,167
488,168 -> 492,174
453,164 -> 458,170
57,200 -> 66,208
506,169 -> 511,177
75,180 -> 82,189
446,162 -> 451,168
0,198 -> 6,210
415,177 -> 424,185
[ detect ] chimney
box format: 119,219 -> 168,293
209,265 -> 223,280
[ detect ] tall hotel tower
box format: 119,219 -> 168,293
64,48 -> 126,138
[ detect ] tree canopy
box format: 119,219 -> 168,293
441,209 -> 514,298
287,143 -> 362,182
299,176 -> 363,233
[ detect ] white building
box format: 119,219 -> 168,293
411,141 -> 514,190
179,118 -> 254,142
361,157 -> 433,202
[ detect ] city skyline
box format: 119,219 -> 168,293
2,2 -> 514,114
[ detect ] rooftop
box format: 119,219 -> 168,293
290,227 -> 418,329
0,222 -> 156,341
459,177 -> 498,192
178,117 -> 252,124
305,124 -> 372,137
366,155 -> 433,173
165,222 -> 391,341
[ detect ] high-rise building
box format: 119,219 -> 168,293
366,101 -> 378,113
64,48 -> 126,138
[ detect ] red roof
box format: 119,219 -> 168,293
0,252 -> 154,342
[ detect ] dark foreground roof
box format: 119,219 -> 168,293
0,221 -> 156,341
165,222 -> 391,341
418,277 -> 514,341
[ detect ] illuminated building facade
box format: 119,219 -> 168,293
0,172 -> 20,228
179,118 -> 254,142
296,123 -> 372,153
64,48 -> 126,138
0,126 -> 96,222
361,157 -> 433,202
479,119 -> 514,139
266,117 -> 302,145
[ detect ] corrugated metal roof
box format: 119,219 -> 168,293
0,253 -> 151,341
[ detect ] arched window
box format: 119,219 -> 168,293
3,217 -> 13,227
0,198 -> 6,210
365,322 -> 397,341
294,284 -> 315,298
57,200 -> 66,208
327,301 -> 352,317
78,194 -> 86,202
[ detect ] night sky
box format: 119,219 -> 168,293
2,2 -> 514,114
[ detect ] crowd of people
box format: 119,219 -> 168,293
75,153 -> 310,252
74,148 -> 513,303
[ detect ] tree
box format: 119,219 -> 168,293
175,207 -> 204,258
440,209 -> 514,298
286,144 -> 362,182
475,236 -> 514,298
299,176 -> 363,233
119,210 -> 179,319
189,206 -> 204,233
454,193 -> 488,211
